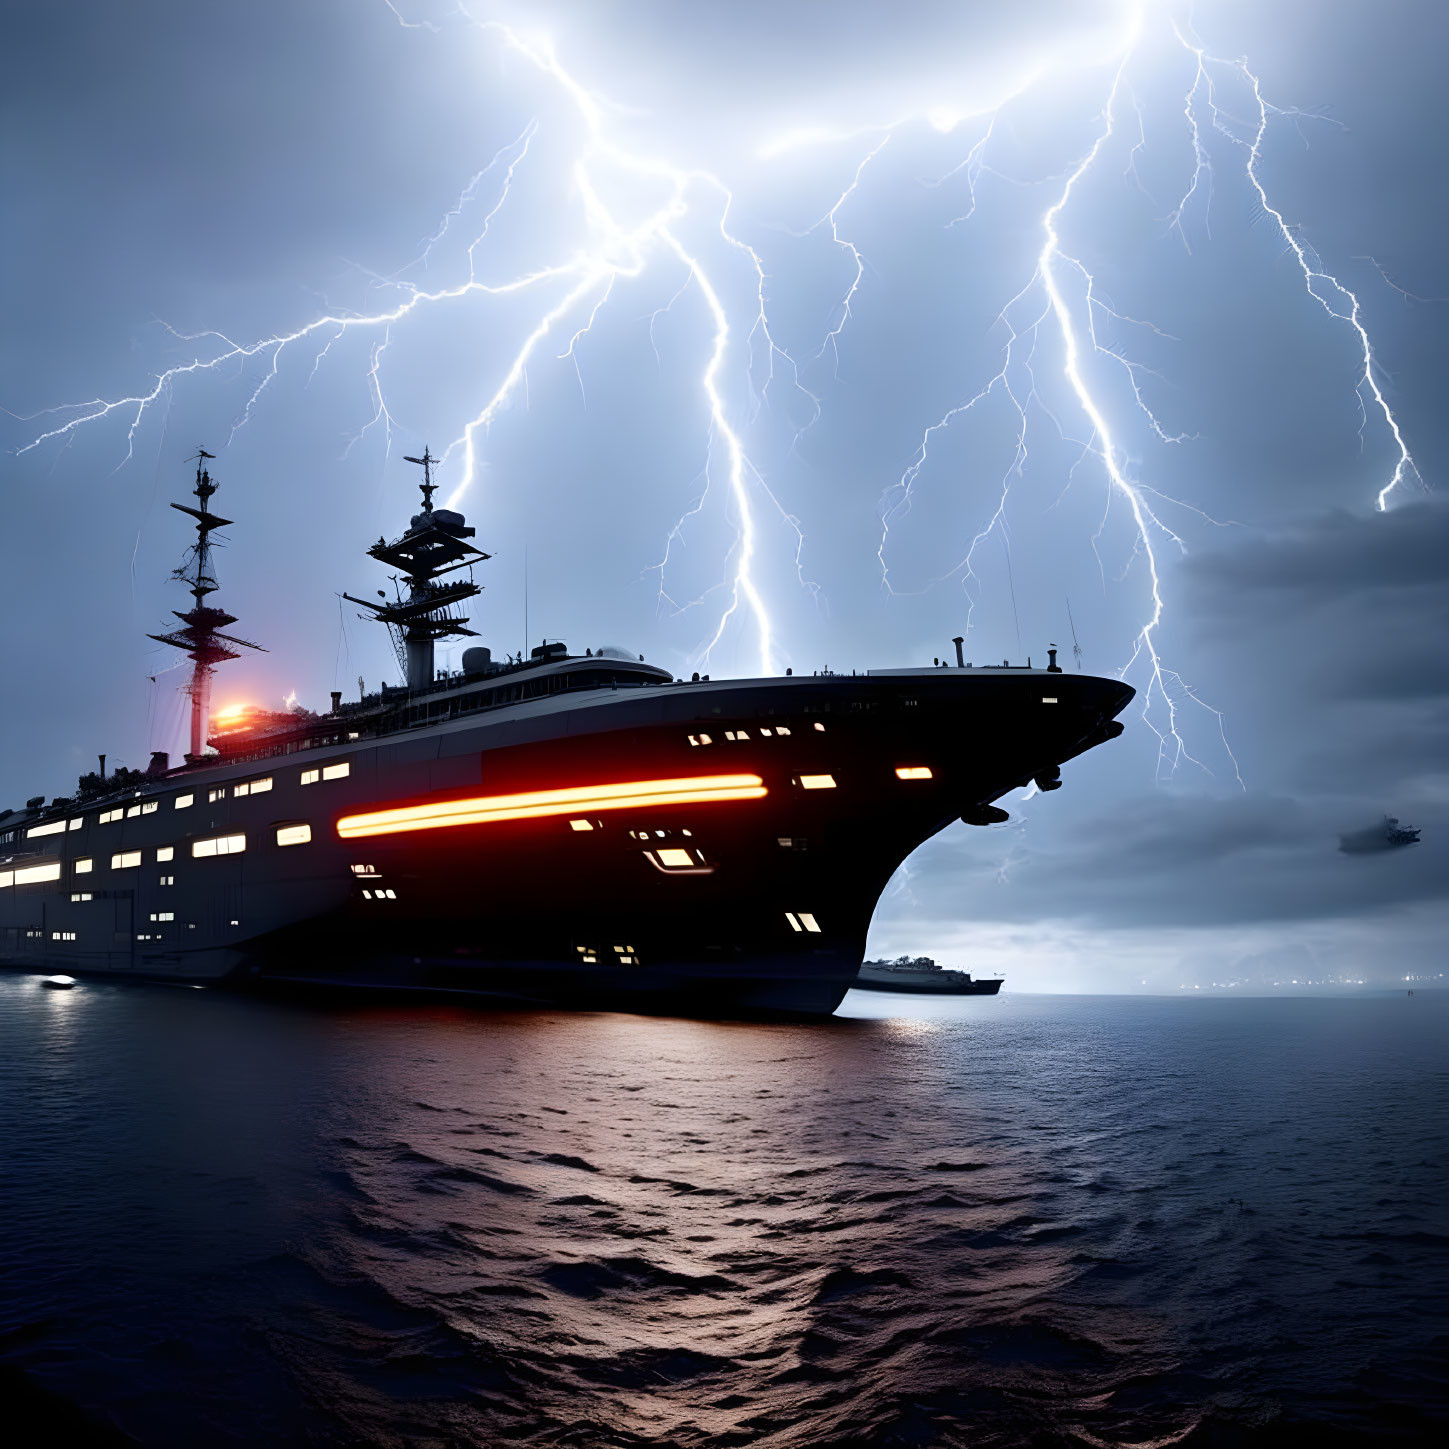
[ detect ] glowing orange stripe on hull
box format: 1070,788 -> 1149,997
336,773 -> 768,840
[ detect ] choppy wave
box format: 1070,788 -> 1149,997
1,983 -> 1445,1446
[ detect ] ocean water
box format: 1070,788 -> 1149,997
0,981 -> 1444,1447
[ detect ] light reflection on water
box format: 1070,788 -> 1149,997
0,977 -> 1444,1447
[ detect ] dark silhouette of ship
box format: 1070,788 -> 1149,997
855,956 -> 1003,995
0,456 -> 1132,1016
1338,816 -> 1422,854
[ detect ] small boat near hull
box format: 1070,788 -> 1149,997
39,975 -> 76,990
854,957 -> 1003,995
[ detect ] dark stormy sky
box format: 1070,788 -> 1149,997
3,1 -> 1445,989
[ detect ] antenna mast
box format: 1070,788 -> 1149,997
1066,596 -> 1083,669
342,447 -> 490,691
148,452 -> 265,760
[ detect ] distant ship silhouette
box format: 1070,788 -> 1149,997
855,956 -> 1003,995
1339,816 -> 1421,854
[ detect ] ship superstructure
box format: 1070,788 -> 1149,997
0,456 -> 1134,1016
342,448 -> 486,691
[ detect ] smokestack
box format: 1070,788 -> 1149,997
98,754 -> 106,781
952,636 -> 965,668
148,751 -> 169,776
405,633 -> 433,692
330,690 -> 342,714
189,664 -> 212,759
1047,647 -> 1061,673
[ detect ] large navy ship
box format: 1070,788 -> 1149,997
0,455 -> 1133,1015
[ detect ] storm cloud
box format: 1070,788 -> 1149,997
869,499 -> 1448,960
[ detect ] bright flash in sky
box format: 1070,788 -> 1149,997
11,0 -> 1428,789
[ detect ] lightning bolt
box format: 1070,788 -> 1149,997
877,14 -> 1229,781
871,3 -> 1422,784
9,0 -> 1427,776
1038,40 -> 1238,783
1223,61 -> 1422,513
14,9 -> 799,677
811,135 -> 891,372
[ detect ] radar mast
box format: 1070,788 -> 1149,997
148,452 -> 265,760
342,448 -> 489,690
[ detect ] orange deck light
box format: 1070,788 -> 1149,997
336,773 -> 767,841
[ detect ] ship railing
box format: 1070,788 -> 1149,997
167,660 -> 671,770
392,664 -> 666,732
0,836 -> 62,863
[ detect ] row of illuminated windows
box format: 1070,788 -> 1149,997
688,724 -> 809,747
108,834 -> 245,869
25,762 -> 353,842
4,826 -> 314,886
524,768 -> 931,801
0,863 -> 62,888
26,817 -> 84,837
49,915 -> 219,937
20,929 -> 229,947
575,944 -> 638,965
96,826 -> 312,868
36,924 -> 239,940
785,911 -> 822,933
302,763 -> 350,785
788,768 -> 932,792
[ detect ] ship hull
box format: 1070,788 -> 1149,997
2,668 -> 1130,1017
